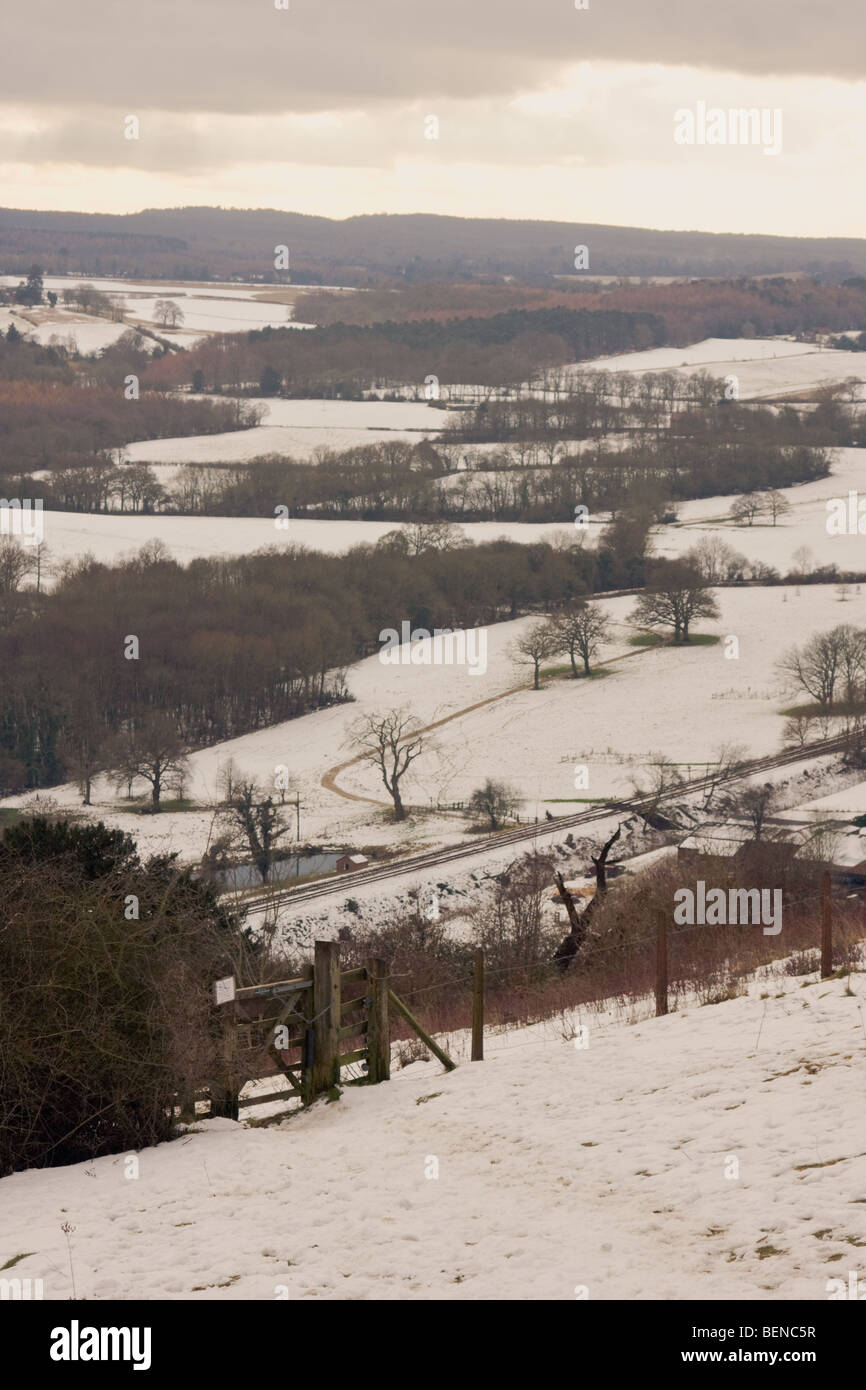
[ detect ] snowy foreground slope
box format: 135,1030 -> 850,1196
1,973 -> 863,1301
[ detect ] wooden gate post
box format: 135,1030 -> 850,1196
300,962 -> 315,1106
312,940 -> 341,1096
366,957 -> 390,1083
471,948 -> 484,1061
655,909 -> 668,1018
821,870 -> 833,979
211,997 -> 239,1120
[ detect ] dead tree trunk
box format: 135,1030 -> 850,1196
553,824 -> 622,973
591,824 -> 622,896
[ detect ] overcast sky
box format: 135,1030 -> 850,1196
3,0 -> 864,235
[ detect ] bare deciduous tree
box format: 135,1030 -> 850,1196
630,756 -> 686,825
58,695 -> 107,806
153,299 -> 184,329
509,619 -> 563,689
719,780 -> 780,841
0,536 -> 37,627
685,534 -> 747,584
729,492 -> 763,526
475,851 -> 558,971
782,712 -> 817,749
630,561 -> 720,644
467,778 -> 519,831
218,764 -> 290,883
554,824 -> 622,972
760,489 -> 792,526
352,708 -> 426,821
111,714 -> 190,812
553,600 -> 611,677
403,520 -> 468,555
699,741 -> 749,812
777,625 -> 866,710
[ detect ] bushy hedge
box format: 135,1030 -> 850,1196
0,819 -> 250,1175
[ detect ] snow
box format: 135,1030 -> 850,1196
4,316 -> 866,1299
36,427 -> 866,577
239,398 -> 452,432
0,275 -> 330,352
584,336 -> 816,374
31,320 -> 133,353
125,295 -> 293,336
120,398 -> 457,464
29,441 -> 866,579
333,585 -> 866,809
656,447 -> 866,574
8,585 -> 861,874
122,424 -> 419,464
0,306 -> 134,354
782,781 -> 866,821
1,969 -> 862,1299
29,511 -> 568,569
570,337 -> 865,401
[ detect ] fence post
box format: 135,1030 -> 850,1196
655,909 -> 668,1018
471,948 -> 484,1061
211,997 -> 239,1120
177,1091 -> 197,1124
821,870 -> 833,979
367,957 -> 390,1084
312,940 -> 341,1096
300,962 -> 315,1106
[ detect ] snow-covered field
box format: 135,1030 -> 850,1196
121,397 -> 457,465
30,511 -> 566,569
124,295 -> 298,336
26,447 -> 866,578
0,304 -> 133,354
0,275 -> 322,345
1,967 -> 862,1300
8,585 -> 861,870
656,447 -> 866,574
781,781 -> 866,825
330,585 -> 865,809
569,337 -> 866,401
9,322 -> 866,876
27,436 -> 866,577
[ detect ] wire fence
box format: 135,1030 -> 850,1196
217,875 -> 864,1118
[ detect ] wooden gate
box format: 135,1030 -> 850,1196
208,941 -> 419,1118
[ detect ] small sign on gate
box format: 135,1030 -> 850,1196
214,975 -> 236,1006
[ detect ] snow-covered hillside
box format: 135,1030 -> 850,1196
7,584 -> 858,870
11,511 -> 569,572
0,275 -> 321,345
1,969 -> 862,1300
657,447 -> 866,574
569,336 -> 866,400
120,397 -> 457,465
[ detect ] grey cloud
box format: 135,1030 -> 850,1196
0,104 -> 626,175
0,79 -> 837,178
5,0 -> 865,117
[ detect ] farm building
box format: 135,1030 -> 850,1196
336,853 -> 370,873
678,815 -> 866,892
678,819 -> 802,869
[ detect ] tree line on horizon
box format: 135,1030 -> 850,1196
4,206 -> 866,282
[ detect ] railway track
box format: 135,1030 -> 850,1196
234,731 -> 853,916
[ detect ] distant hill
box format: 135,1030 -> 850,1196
1,206 -> 866,285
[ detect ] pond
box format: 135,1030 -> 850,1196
208,851 -> 344,890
